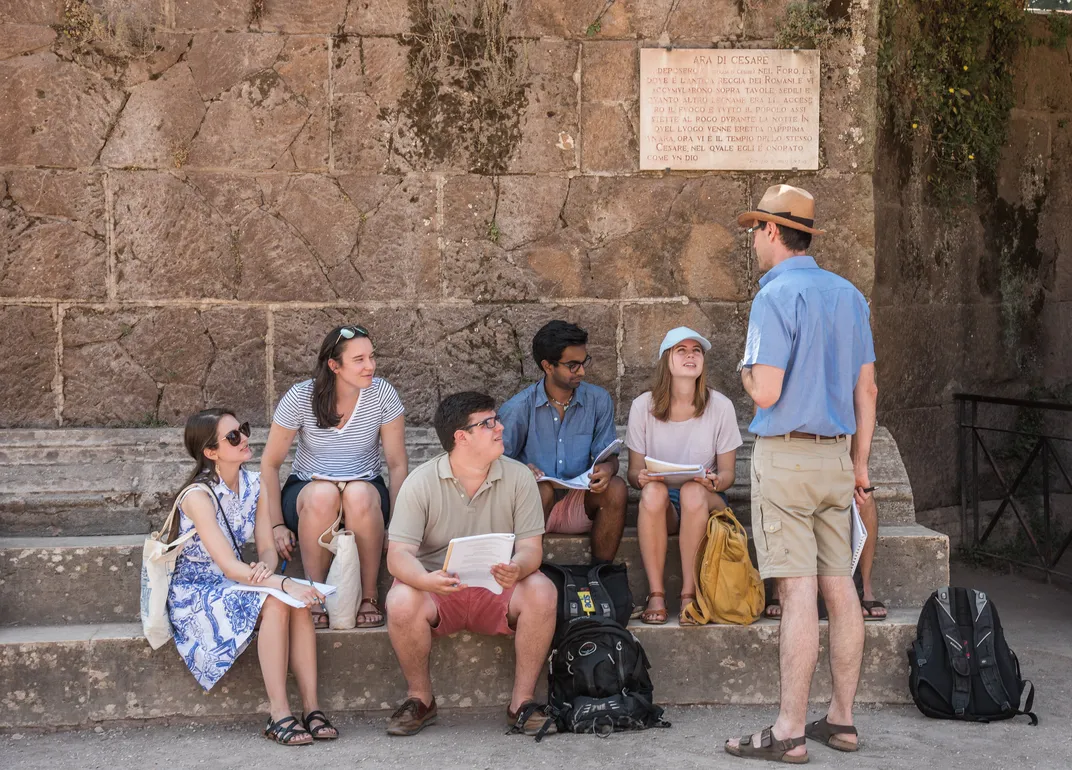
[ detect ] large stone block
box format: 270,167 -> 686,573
272,306 -> 439,425
873,302 -> 964,410
0,52 -> 125,167
581,41 -> 637,102
743,0 -> 793,40
0,23 -> 55,59
0,306 -> 56,427
188,37 -> 329,170
619,301 -> 750,422
61,306 -> 267,426
1,170 -> 107,300
112,171 -> 237,300
100,63 -> 207,169
254,0 -> 347,33
173,0 -> 248,29
507,40 -> 579,173
1012,35 -> 1072,113
564,176 -> 751,301
0,0 -> 62,23
880,404 -> 959,511
331,36 -> 408,173
343,0 -> 411,35
507,0 -> 675,39
185,32 -> 285,101
666,0 -> 742,41
819,38 -> 878,175
580,102 -> 638,173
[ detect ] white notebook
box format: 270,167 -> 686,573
442,533 -> 516,595
645,456 -> 707,477
233,579 -> 336,609
850,500 -> 868,575
541,439 -> 623,490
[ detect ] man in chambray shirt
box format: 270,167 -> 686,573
499,320 -> 626,563
725,185 -> 879,764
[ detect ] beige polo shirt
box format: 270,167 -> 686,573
388,453 -> 545,572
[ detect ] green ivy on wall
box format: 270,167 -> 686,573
879,0 -> 1028,205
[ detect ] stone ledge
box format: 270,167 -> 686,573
0,526 -> 947,626
0,614 -> 918,728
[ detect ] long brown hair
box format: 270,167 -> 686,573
649,349 -> 709,422
311,325 -> 371,429
171,408 -> 234,540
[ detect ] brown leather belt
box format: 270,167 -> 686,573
785,431 -> 846,442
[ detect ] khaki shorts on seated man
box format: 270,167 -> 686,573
384,391 -> 558,737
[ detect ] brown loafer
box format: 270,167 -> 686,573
386,696 -> 437,736
506,701 -> 557,736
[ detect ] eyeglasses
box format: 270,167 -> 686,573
462,414 -> 501,432
747,222 -> 768,236
555,355 -> 592,374
334,324 -> 370,348
223,422 -> 251,447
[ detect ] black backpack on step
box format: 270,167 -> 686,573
908,586 -> 1037,725
544,616 -> 669,739
539,562 -> 633,634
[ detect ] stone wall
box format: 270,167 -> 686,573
0,0 -> 880,429
873,12 -> 1072,514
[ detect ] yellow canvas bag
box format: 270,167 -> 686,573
682,507 -> 764,625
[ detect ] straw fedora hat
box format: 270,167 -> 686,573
737,184 -> 825,235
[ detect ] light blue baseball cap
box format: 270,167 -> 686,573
658,326 -> 711,359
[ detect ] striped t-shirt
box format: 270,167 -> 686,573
272,378 -> 405,481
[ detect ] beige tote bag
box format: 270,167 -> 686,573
316,481 -> 361,629
140,482 -> 213,649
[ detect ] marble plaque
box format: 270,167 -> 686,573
639,48 -> 820,171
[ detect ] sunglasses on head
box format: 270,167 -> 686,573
334,325 -> 370,348
223,422 -> 251,447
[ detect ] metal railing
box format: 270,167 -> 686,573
956,393 -> 1072,580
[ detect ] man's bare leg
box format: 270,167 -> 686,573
817,574 -> 863,746
507,572 -> 558,711
385,582 -> 438,705
584,476 -> 627,562
857,494 -> 885,618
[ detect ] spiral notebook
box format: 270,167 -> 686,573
850,500 -> 868,575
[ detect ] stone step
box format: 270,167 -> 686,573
0,613 -> 919,729
0,427 -> 918,536
0,526 -> 947,626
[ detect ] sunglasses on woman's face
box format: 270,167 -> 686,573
223,422 -> 251,447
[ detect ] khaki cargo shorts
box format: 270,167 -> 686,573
751,435 -> 855,579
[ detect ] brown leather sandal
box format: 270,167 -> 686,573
805,715 -> 858,752
725,726 -> 808,763
356,597 -> 385,628
679,593 -> 700,626
640,591 -> 668,625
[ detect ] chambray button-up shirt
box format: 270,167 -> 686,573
743,256 -> 876,437
499,379 -> 619,479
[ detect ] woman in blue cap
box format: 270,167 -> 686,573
626,327 -> 742,625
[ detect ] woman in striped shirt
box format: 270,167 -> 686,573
261,325 -> 409,628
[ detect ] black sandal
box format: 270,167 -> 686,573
805,715 -> 859,752
301,709 -> 339,740
264,715 -> 312,746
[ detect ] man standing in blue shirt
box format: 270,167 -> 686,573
725,185 -> 878,763
499,321 -> 627,563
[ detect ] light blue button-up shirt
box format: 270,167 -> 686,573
743,256 -> 875,437
499,379 -> 619,479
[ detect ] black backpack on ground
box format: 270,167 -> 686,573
908,586 -> 1037,725
543,616 -> 669,739
539,562 -> 633,635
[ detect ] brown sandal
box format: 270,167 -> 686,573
356,597 -> 385,628
679,593 -> 700,626
725,726 -> 808,763
805,715 -> 858,752
640,591 -> 668,625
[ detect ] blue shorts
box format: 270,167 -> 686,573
667,487 -> 728,516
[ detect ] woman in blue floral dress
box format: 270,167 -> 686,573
168,408 -> 340,745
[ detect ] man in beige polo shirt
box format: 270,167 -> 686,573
384,391 -> 558,738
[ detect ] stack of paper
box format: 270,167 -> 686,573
443,533 -> 516,594
645,456 -> 707,477
234,579 -> 337,609
540,439 -> 623,490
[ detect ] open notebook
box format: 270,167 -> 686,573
644,456 -> 707,477
540,439 -> 623,490
233,579 -> 337,609
442,533 -> 516,595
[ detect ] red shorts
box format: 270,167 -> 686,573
431,585 -> 516,637
546,489 -> 592,534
